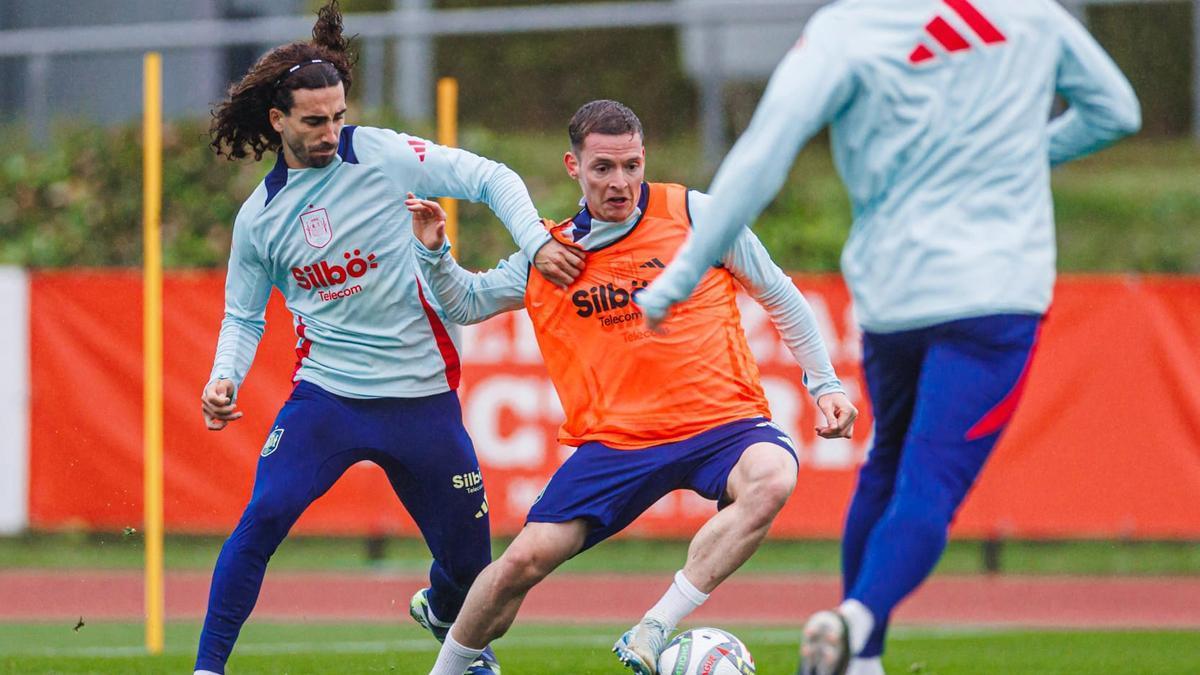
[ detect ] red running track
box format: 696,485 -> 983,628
2,571 -> 1197,628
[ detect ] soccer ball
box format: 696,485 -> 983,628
656,627 -> 756,675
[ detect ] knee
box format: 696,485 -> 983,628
734,463 -> 796,527
889,489 -> 955,539
858,452 -> 899,492
492,544 -> 556,592
753,470 -> 796,514
233,497 -> 298,548
442,544 -> 492,585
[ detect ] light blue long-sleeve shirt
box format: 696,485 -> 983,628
209,125 -> 550,398
640,0 -> 1140,332
413,188 -> 846,402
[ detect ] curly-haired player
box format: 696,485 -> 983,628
193,3 -> 582,673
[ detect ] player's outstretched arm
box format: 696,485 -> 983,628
720,224 -> 842,395
206,208 -> 271,429
639,14 -> 855,325
418,140 -> 585,288
715,205 -> 855,438
361,126 -> 584,287
1046,2 -> 1141,166
408,193 -> 529,325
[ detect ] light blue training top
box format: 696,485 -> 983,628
640,0 -> 1141,332
209,125 -> 551,398
413,186 -> 846,403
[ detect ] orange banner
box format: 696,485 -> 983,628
27,271 -> 1200,538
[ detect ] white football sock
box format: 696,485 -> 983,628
838,599 -> 875,655
644,570 -> 710,630
194,671 -> 222,675
429,631 -> 482,675
847,656 -> 886,675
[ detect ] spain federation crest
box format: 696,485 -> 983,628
261,427 -> 285,457
299,207 -> 333,248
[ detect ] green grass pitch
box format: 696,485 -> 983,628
1,621 -> 1197,674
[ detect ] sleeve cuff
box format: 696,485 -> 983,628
807,378 -> 846,402
412,237 -> 452,262
205,373 -> 241,396
520,229 -> 553,263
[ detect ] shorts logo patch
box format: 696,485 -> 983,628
261,427 -> 285,457
474,497 -> 489,520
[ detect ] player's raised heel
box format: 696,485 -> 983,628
613,617 -> 671,675
409,587 -> 450,642
410,588 -> 501,674
797,610 -> 851,675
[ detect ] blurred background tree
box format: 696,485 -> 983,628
2,0 -> 1196,271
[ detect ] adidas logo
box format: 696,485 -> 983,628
639,258 -> 666,269
474,498 -> 489,520
908,0 -> 1006,66
407,138 -> 427,162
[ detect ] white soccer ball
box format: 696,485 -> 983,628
656,627 -> 756,675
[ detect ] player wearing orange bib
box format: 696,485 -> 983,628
418,101 -> 858,675
529,181 -> 773,450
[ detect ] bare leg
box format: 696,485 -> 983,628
616,442 -> 799,673
683,442 -> 798,592
449,520 -> 588,648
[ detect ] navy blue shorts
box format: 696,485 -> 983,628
525,417 -> 798,552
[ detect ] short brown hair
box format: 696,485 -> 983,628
568,100 -> 643,152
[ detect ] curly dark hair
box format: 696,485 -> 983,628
210,1 -> 357,161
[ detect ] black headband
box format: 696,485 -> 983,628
273,59 -> 329,89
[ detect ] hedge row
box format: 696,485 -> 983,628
3,116 -> 1197,273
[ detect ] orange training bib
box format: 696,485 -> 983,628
524,183 -> 770,449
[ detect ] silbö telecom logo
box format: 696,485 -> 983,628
291,249 -> 379,302
571,279 -> 650,327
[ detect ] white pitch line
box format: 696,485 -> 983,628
13,626 -> 1021,658
11,633 -> 773,659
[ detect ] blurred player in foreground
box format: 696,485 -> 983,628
194,3 -> 583,673
415,100 -> 858,675
635,2 -> 1140,673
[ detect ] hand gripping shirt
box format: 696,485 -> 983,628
414,182 -> 845,449
642,0 -> 1141,332
208,125 -> 550,398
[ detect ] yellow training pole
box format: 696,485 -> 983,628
437,77 -> 459,255
142,51 -> 165,656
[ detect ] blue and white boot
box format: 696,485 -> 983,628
410,587 -> 452,642
613,616 -> 671,675
410,587 -> 501,675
